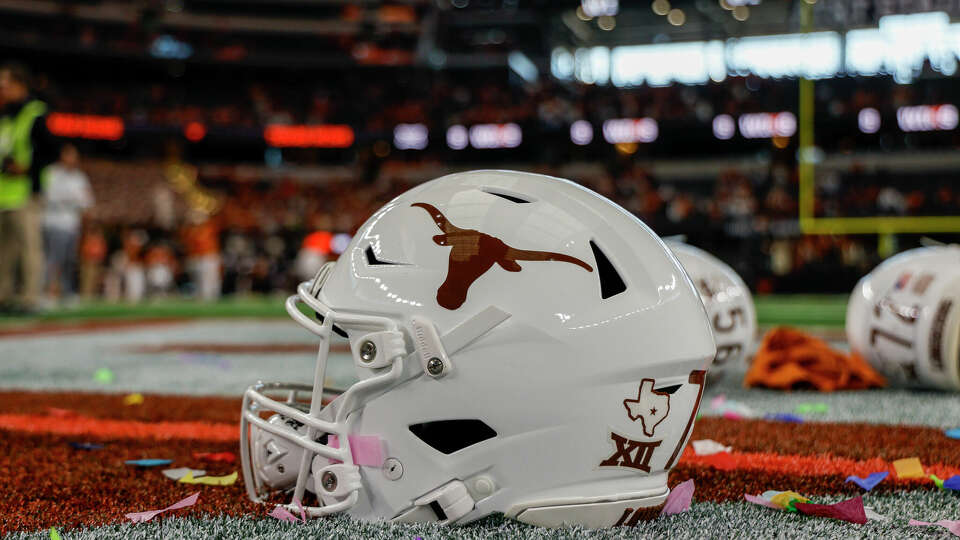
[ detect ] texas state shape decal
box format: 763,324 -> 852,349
623,379 -> 671,437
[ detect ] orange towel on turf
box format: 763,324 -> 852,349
745,327 -> 886,391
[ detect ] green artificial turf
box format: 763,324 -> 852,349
9,491 -> 958,540
1,294 -> 851,329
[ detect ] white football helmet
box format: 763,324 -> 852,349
846,245 -> 960,391
240,170 -> 716,528
668,241 -> 757,371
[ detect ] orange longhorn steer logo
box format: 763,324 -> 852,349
411,202 -> 594,310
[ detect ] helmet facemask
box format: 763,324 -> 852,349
241,262 -> 410,516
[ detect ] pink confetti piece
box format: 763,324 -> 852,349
909,519 -> 960,537
125,492 -> 199,523
328,435 -> 384,466
745,494 -> 782,510
794,496 -> 868,525
661,479 -> 694,515
710,394 -> 726,410
269,506 -> 303,523
295,498 -> 307,522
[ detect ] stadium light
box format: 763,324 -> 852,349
846,12 -> 959,83
469,123 -> 522,149
896,104 -> 959,132
712,114 -> 736,139
393,123 -> 428,150
570,120 -> 594,145
581,0 -> 617,17
726,32 -> 841,79
46,113 -> 124,141
263,125 -> 354,148
508,52 -> 539,84
446,125 -> 469,150
184,121 -> 207,142
602,118 -> 658,143
857,108 -> 881,134
611,41 -> 725,86
738,112 -> 796,139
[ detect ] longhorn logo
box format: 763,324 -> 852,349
411,202 -> 594,310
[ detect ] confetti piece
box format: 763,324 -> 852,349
795,496 -> 868,525
845,471 -> 888,491
68,442 -> 103,451
795,403 -> 829,414
178,471 -> 238,486
764,413 -> 804,423
947,428 -> 960,440
193,451 -> 236,464
864,507 -> 888,522
269,505 -> 303,523
893,457 -> 925,479
769,491 -> 809,512
722,411 -> 745,420
944,475 -> 960,491
162,467 -> 205,480
745,494 -> 782,510
909,519 -> 960,537
125,492 -> 199,523
661,479 -> 694,516
123,393 -> 144,406
93,368 -> 114,384
931,474 -> 945,490
700,451 -> 737,470
692,439 -> 732,456
125,459 -> 173,467
50,527 -> 60,540
710,394 -> 726,410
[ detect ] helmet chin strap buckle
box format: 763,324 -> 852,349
313,461 -> 362,505
411,316 -> 452,378
392,480 -> 475,525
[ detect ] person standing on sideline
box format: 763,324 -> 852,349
43,143 -> 93,301
0,62 -> 57,312
181,210 -> 222,301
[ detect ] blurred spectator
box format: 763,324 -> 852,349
145,243 -> 177,296
0,62 -> 57,312
79,224 -> 106,298
181,210 -> 221,301
295,231 -> 331,282
122,229 -> 146,302
42,143 -> 93,300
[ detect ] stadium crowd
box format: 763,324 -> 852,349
3,58 -> 958,311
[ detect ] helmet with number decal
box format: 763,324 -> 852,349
846,245 -> 960,391
240,170 -> 716,528
667,241 -> 757,373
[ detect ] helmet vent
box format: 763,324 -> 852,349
408,419 -> 497,455
589,240 -> 627,299
366,245 -> 405,266
481,188 -> 532,204
654,384 -> 681,395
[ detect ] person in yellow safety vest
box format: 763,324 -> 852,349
0,62 -> 58,313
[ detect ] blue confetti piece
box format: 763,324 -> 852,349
946,428 -> 960,440
69,442 -> 104,451
845,471 -> 888,491
765,413 -> 804,423
944,475 -> 960,491
125,459 -> 173,467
